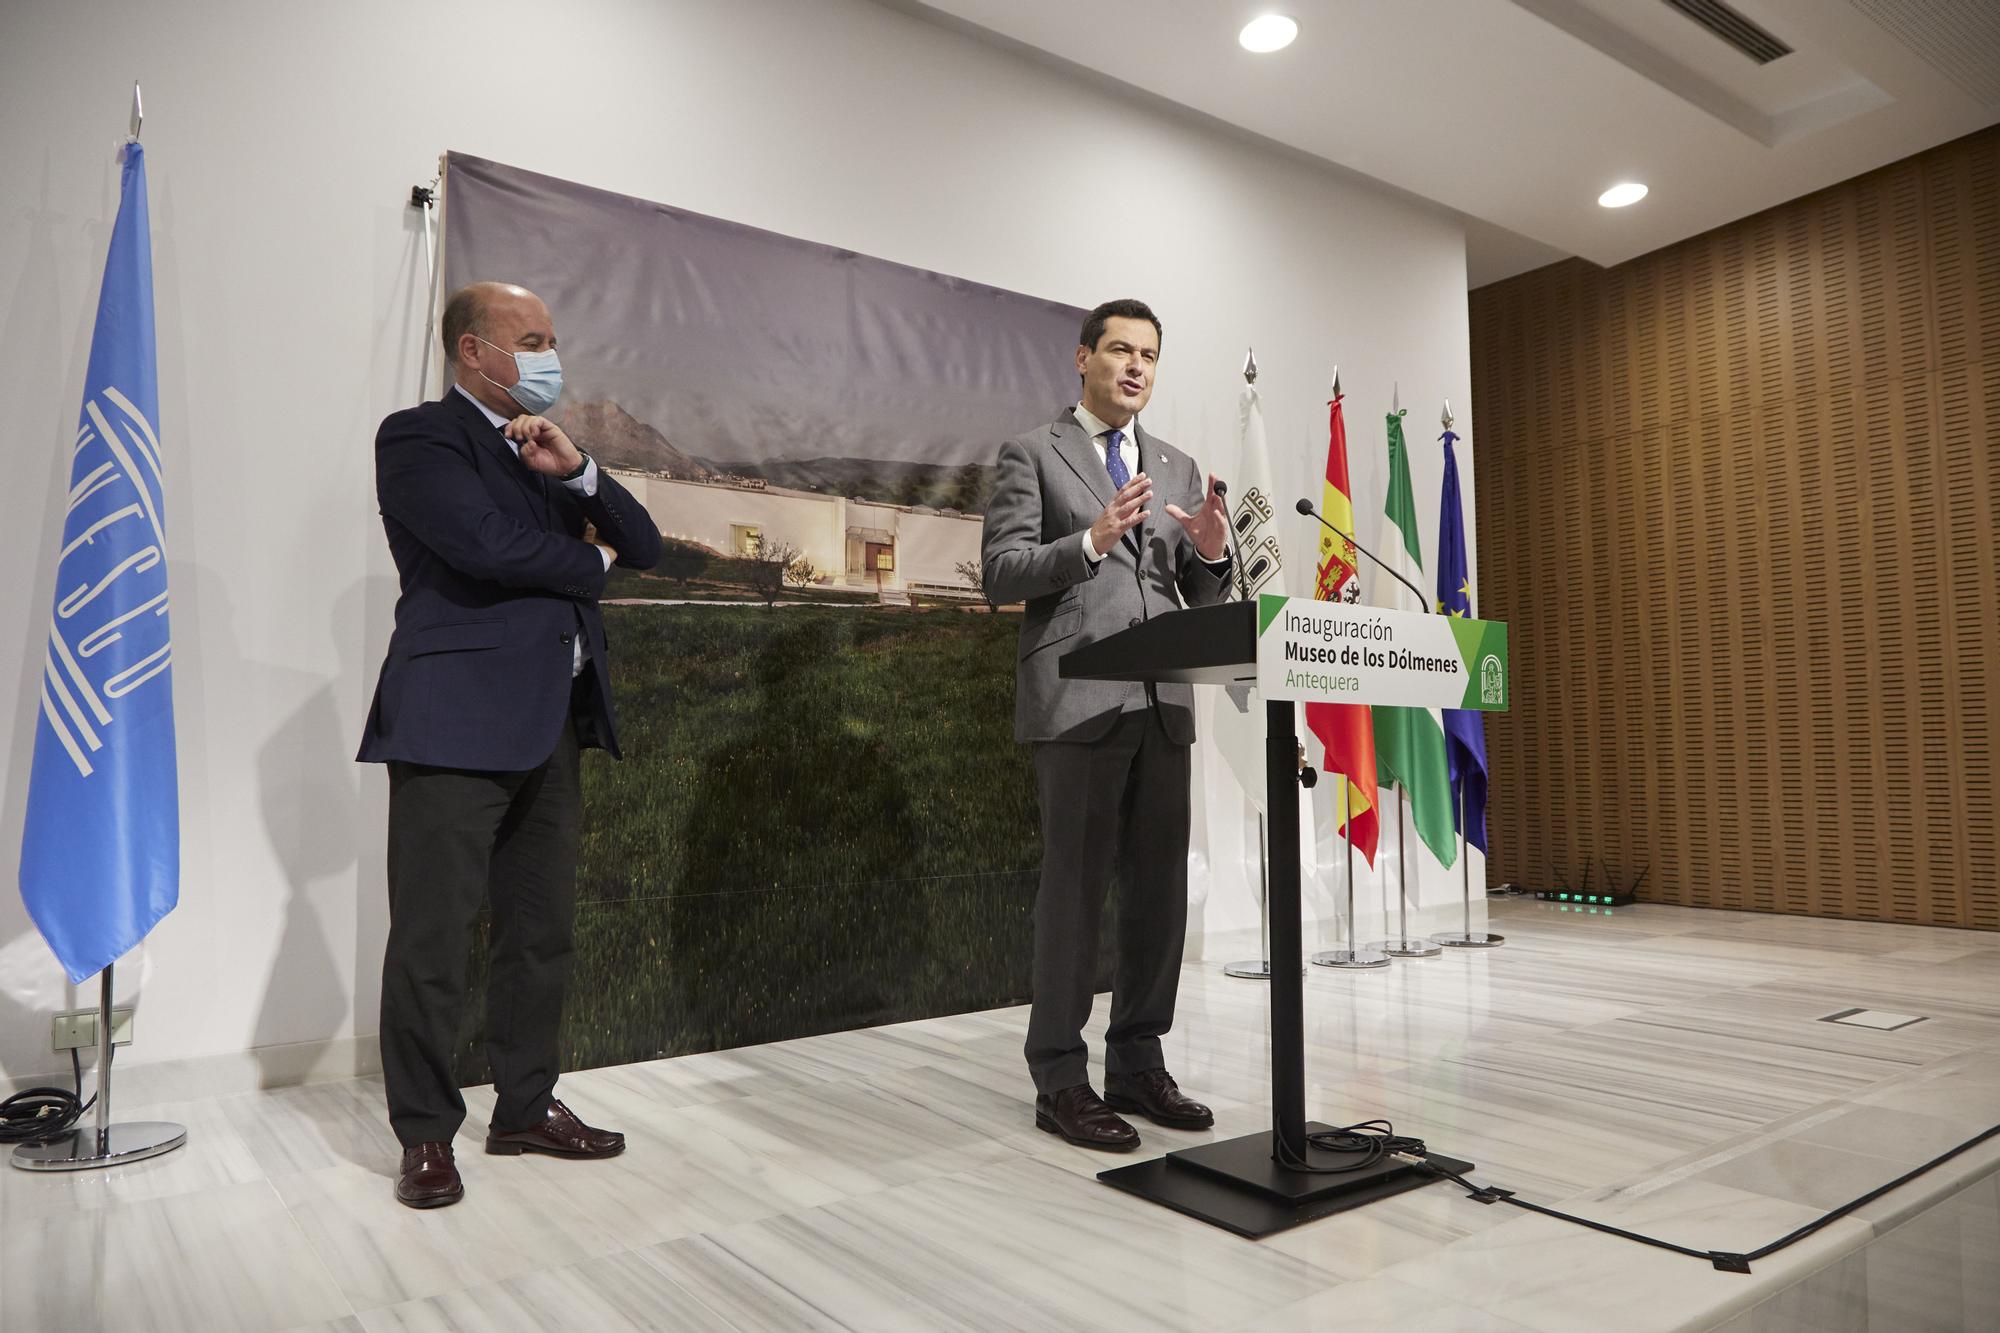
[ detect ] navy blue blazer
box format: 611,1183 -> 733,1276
357,390 -> 663,770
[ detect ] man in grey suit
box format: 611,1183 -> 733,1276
981,299 -> 1233,1151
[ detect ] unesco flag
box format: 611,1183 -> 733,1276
19,142 -> 179,984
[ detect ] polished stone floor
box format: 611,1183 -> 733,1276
4,899 -> 1998,1331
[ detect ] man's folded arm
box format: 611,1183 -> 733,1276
573,468 -> 664,571
377,425 -> 608,598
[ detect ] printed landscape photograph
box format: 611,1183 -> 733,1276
439,152 -> 1099,1079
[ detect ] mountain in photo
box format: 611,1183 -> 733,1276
699,456 -> 999,514
560,400 -> 714,478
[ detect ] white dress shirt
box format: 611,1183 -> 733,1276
1071,401 -> 1227,567
454,384 -> 607,676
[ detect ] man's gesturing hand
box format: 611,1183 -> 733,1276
1090,473 -> 1152,555
1166,473 -> 1230,562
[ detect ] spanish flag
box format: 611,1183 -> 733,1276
1304,390 -> 1379,865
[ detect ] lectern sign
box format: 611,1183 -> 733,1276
1254,595 -> 1508,710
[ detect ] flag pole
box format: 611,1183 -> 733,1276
1371,784 -> 1441,957
95,965 -> 111,1142
1312,776 -> 1389,969
1223,809 -> 1276,979
13,962 -> 187,1170
1363,389 -> 1436,957
13,88 -> 189,1171
1223,347 -> 1275,980
1433,773 -> 1503,948
1430,397 -> 1503,949
1310,365 -> 1387,970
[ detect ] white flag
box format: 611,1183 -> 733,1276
1212,381 -> 1288,810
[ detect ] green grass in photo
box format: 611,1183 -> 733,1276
451,603 -> 1103,1080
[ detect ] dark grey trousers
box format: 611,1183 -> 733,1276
380,718 -> 581,1147
1024,708 -> 1191,1095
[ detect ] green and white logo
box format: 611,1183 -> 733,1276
1481,654 -> 1503,706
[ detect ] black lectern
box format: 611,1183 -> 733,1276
1060,600 -> 1470,1238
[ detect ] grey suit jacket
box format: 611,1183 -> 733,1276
981,408 -> 1233,745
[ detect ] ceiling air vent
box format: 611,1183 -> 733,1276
1663,0 -> 1794,63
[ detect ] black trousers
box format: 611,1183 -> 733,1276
1024,707 -> 1191,1095
380,715 -> 581,1147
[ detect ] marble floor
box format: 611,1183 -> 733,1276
4,899 -> 1999,1332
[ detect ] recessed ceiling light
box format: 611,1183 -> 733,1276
1598,182 -> 1649,208
1239,15 -> 1299,53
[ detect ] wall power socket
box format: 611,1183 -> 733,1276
51,1007 -> 135,1052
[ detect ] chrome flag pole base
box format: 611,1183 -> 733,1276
1223,959 -> 1306,979
12,1122 -> 186,1172
1311,948 -> 1391,969
1431,931 -> 1505,948
1368,936 -> 1443,958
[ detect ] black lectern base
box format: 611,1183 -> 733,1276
1098,1123 -> 1474,1239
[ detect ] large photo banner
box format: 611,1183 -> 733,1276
440,152 -> 1089,1079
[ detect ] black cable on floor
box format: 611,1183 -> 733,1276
0,1050 -> 95,1145
1270,1117 -> 1431,1175
1415,1120 -> 2000,1274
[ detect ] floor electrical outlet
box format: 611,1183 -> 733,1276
51,1007 -> 135,1052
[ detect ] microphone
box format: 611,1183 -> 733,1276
1205,477 -> 1258,598
1294,498 -> 1430,611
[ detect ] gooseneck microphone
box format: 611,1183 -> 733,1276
1294,498 -> 1430,611
1206,478 -> 1259,599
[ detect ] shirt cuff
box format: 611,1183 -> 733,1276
598,545 -> 615,571
1080,528 -> 1104,563
561,455 -> 599,497
1198,547 -> 1231,568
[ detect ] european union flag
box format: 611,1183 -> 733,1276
1437,427 -> 1488,853
19,142 -> 179,984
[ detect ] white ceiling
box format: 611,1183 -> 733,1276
897,0 -> 1999,286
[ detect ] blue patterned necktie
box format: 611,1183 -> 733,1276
1104,427 -> 1129,489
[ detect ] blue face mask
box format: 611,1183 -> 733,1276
476,336 -> 564,414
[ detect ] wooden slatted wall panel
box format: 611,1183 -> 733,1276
1468,126 -> 2000,928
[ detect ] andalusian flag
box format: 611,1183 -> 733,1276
1303,390 -> 1378,865
1371,408 -> 1456,867
1437,425 -> 1489,852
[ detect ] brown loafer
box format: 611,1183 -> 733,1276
1104,1069 -> 1215,1130
1034,1083 -> 1141,1152
485,1098 -> 625,1159
396,1141 -> 464,1209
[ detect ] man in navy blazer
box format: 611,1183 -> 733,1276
358,281 -> 662,1209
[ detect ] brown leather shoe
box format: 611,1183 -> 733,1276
396,1141 -> 464,1209
485,1098 -> 625,1159
1035,1083 -> 1141,1152
1104,1069 -> 1215,1130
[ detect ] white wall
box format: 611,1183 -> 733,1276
0,0 -> 1476,1084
